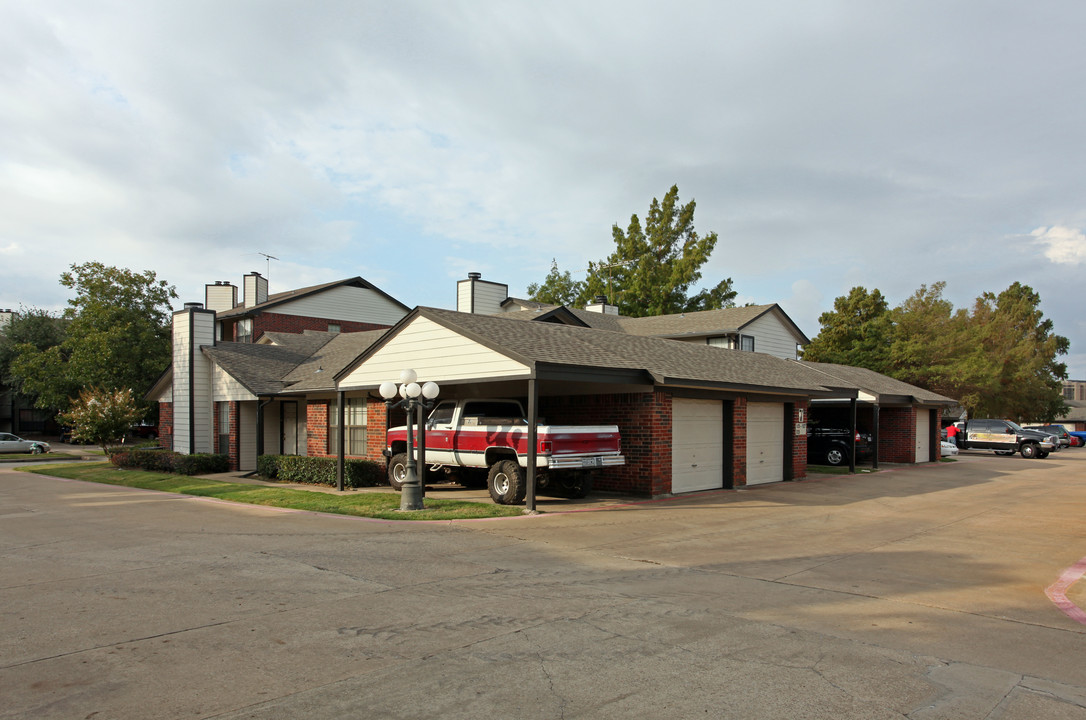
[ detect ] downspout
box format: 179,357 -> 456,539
188,309 -> 196,455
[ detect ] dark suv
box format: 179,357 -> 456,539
1022,424 -> 1071,448
807,426 -> 873,466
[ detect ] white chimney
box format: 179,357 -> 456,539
585,295 -> 620,315
243,272 -> 268,307
456,272 -> 508,315
172,303 -> 216,455
204,281 -> 238,313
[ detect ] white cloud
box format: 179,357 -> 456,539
0,243 -> 21,255
1031,226 -> 1086,265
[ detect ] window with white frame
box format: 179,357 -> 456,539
329,398 -> 367,456
236,318 -> 253,343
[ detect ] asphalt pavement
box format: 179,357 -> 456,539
2,450 -> 1085,719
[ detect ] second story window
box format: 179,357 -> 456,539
237,318 -> 253,343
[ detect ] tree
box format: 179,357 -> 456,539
0,308 -> 67,392
10,263 -> 177,411
527,186 -> 736,316
803,281 -> 1069,420
526,259 -> 584,306
800,287 -> 894,371
59,387 -> 145,453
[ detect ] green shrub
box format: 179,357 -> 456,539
274,455 -> 386,489
257,454 -> 282,479
110,448 -> 227,475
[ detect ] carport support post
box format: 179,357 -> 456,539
336,391 -> 345,491
871,404 -> 880,470
256,398 -> 271,460
527,378 -> 538,512
849,397 -> 857,474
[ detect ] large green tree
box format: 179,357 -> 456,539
802,281 -> 1069,420
0,308 -> 67,389
528,185 -> 736,316
800,287 -> 895,371
10,263 -> 177,410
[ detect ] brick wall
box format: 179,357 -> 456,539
791,401 -> 809,481
307,400 -> 330,457
732,397 -> 747,487
541,391 -> 673,496
879,406 -> 916,463
158,402 -> 173,451
252,313 -> 391,342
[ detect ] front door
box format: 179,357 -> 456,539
281,402 -> 298,455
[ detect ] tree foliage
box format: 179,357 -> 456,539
0,308 -> 67,390
803,281 -> 1069,421
59,387 -> 145,454
527,185 -> 736,317
9,263 -> 177,410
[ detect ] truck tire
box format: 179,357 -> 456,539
1038,450 -> 1050,459
388,453 -> 408,491
1020,443 -> 1038,459
994,450 -> 1015,456
488,459 -> 526,505
546,471 -> 594,499
456,470 -> 488,489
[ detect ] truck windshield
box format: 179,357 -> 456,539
1005,420 -> 1026,433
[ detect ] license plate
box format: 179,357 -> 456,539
581,456 -> 603,468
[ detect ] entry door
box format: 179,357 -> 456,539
671,399 -> 724,493
746,402 -> 784,485
915,409 -> 929,463
282,402 -> 298,455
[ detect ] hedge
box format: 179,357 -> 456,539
264,454 -> 385,489
110,448 -> 229,475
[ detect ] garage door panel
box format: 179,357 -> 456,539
746,402 -> 784,485
672,399 -> 724,494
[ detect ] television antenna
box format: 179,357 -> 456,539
257,252 -> 279,280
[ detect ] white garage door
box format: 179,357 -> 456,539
746,402 -> 784,485
672,398 -> 724,494
915,410 -> 930,463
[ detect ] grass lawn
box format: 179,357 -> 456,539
21,462 -> 525,521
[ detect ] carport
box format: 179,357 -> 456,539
794,361 -> 956,468
335,308 -> 837,508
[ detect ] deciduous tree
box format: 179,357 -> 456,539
59,387 -> 145,453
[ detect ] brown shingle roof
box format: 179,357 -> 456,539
215,277 -> 408,319
792,361 -> 956,404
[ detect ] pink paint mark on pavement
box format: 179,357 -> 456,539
1046,557 -> 1086,625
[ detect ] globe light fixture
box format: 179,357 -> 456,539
380,369 -> 440,512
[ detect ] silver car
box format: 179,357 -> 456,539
0,433 -> 50,454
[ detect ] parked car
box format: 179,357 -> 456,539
1022,424 -> 1072,448
130,422 -> 159,440
0,433 -> 50,454
806,425 -> 873,466
1069,433 -> 1085,448
958,419 -> 1057,458
940,441 -> 959,457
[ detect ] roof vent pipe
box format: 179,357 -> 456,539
468,272 -> 481,280
183,302 -> 204,310
594,295 -> 608,304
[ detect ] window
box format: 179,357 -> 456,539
327,323 -> 341,334
329,398 -> 367,456
217,403 -> 230,454
739,335 -> 755,352
706,335 -> 754,351
706,336 -> 729,348
428,401 -> 456,427
237,318 -> 253,343
1065,386 -> 1075,400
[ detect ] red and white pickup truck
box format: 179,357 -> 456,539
384,398 -> 624,505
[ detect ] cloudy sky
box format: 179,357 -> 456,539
2,1 -> 1085,378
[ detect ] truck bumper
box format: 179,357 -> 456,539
545,455 -> 626,470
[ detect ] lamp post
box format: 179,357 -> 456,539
379,369 -> 440,511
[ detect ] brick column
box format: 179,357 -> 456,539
307,400 -> 330,457
733,397 -> 748,487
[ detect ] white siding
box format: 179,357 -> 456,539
239,401 -> 257,471
745,311 -> 803,360
212,365 -> 257,402
275,285 -> 406,326
339,316 -> 529,389
205,284 -> 237,313
672,399 -> 724,493
746,402 -> 784,485
172,309 -> 215,454
244,273 -> 268,307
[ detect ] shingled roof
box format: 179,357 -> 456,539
343,307 -> 837,396
792,361 -> 956,404
215,277 -> 408,320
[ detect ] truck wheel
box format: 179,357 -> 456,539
825,448 -> 846,466
994,450 -> 1015,456
1038,450 -> 1050,459
388,453 -> 408,491
567,472 -> 593,499
488,460 -> 526,505
1020,443 -> 1038,459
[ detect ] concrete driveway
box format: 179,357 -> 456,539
2,452 -> 1085,719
